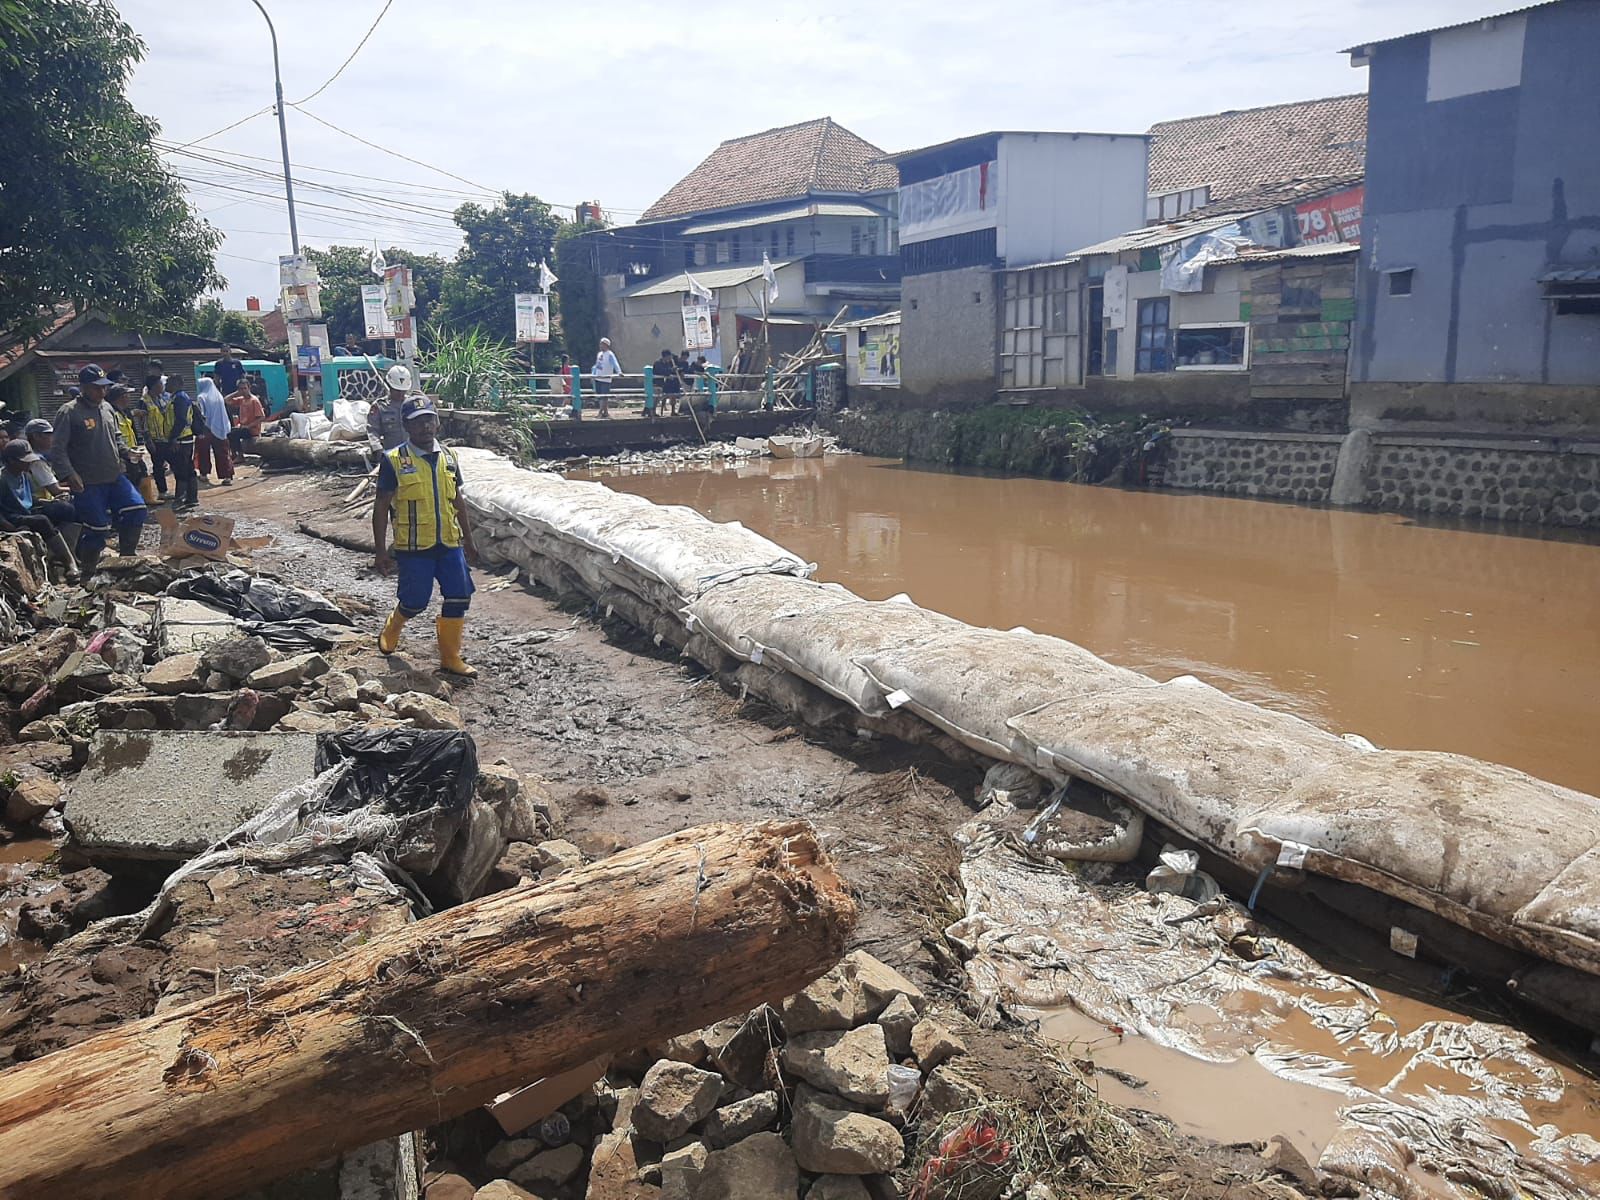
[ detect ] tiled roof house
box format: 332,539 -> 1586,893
1148,93 -> 1368,205
640,117 -> 897,224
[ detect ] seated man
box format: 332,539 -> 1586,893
227,377 -> 266,458
1,439 -> 80,580
22,419 -> 70,499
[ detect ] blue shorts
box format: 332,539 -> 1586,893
395,546 -> 474,616
74,476 -> 147,532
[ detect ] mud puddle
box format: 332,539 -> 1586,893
0,838 -> 58,974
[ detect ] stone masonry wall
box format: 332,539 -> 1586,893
1366,437 -> 1600,526
1164,431 -> 1343,502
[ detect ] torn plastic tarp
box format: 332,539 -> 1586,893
168,570 -> 351,625
950,807 -> 1600,1200
315,728 -> 477,820
1160,223 -> 1255,293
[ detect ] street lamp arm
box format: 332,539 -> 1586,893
250,0 -> 300,254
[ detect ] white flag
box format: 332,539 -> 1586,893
370,245 -> 387,277
685,271 -> 713,302
762,252 -> 779,305
537,260 -> 558,292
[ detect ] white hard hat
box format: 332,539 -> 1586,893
385,364 -> 412,390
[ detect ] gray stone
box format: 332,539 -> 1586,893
702,1009 -> 777,1092
484,1137 -> 544,1176
690,1132 -> 798,1200
62,730 -> 318,863
321,670 -> 362,710
142,652 -> 207,694
430,799 -> 506,904
658,1141 -> 707,1200
910,1018 -> 966,1073
153,596 -> 236,658
700,1090 -> 778,1149
808,1177 -> 873,1200
5,775 -> 61,824
201,634 -> 272,682
781,1025 -> 892,1107
394,691 -> 464,730
534,839 -> 583,876
633,1060 -> 723,1142
277,709 -> 341,734
474,1182 -> 539,1200
848,950 -> 925,1016
247,651 -> 330,690
790,1086 -> 903,1175
781,958 -> 868,1033
509,1143 -> 584,1188
876,993 -> 918,1058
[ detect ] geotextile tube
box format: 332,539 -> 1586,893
453,447 -> 1600,983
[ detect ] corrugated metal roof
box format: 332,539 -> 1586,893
1067,211 -> 1263,259
1539,266 -> 1600,284
834,310 -> 901,329
1233,242 -> 1361,266
681,202 -> 884,236
1343,3 -> 1559,54
623,262 -> 793,299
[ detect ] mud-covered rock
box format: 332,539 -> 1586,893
5,775 -> 61,824
394,691 -> 464,730
690,1132 -> 796,1199
910,1017 -> 967,1073
781,1025 -> 892,1107
201,634 -> 272,682
634,1060 -> 723,1141
790,1085 -> 903,1175
700,1090 -> 779,1149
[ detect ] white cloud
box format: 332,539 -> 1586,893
117,0 -> 1472,306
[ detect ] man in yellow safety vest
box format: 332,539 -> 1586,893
371,396 -> 480,677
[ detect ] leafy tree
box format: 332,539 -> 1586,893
188,298 -> 267,351
0,0 -> 222,336
555,221 -> 603,370
433,193 -> 564,368
302,244 -> 446,347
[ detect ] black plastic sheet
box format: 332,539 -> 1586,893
314,727 -> 478,818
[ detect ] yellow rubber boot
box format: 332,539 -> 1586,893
436,615 -> 477,678
378,608 -> 408,654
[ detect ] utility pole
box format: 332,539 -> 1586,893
252,0 -> 299,253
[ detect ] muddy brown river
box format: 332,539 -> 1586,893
580,454 -> 1600,796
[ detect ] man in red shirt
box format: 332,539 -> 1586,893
227,376 -> 266,459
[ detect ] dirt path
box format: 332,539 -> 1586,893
198,464 -> 1282,1198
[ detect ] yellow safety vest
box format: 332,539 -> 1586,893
145,395 -> 196,441
386,443 -> 462,551
115,412 -> 137,449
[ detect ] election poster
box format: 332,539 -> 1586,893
1294,186 -> 1364,245
361,284 -> 395,338
857,322 -> 901,387
515,293 -> 551,343
682,300 -> 714,350
383,264 -> 414,321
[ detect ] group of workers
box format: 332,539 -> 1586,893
0,357 -> 270,581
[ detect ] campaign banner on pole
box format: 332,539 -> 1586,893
361,284 -> 395,338
279,254 -> 319,288
682,301 -> 714,350
383,265 -> 414,321
288,322 -> 330,360
515,293 -> 550,343
280,283 -> 322,321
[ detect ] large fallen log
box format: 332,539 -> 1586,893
254,434 -> 369,468
0,820 -> 854,1200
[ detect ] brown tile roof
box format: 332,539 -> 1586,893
0,305 -> 79,374
1148,94 -> 1368,201
640,117 -> 898,223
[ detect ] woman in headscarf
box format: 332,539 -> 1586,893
193,377 -> 234,486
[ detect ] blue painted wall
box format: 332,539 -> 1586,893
1354,1 -> 1600,386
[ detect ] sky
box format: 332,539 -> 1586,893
118,0 -> 1478,307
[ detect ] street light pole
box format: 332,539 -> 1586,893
251,0 -> 299,252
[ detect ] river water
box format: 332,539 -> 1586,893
579,454 -> 1600,796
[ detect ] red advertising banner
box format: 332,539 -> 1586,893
1294,186 -> 1364,245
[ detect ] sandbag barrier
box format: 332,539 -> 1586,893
453,448 -> 1600,982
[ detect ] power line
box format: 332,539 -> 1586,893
168,106 -> 273,149
168,145 -> 466,218
157,139 -> 490,200
289,103 -> 503,195
290,0 -> 396,106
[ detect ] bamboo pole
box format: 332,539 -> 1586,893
0,821 -> 854,1200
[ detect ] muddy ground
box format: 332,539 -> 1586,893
0,462 -> 1296,1198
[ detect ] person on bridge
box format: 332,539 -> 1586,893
590,338 -> 621,420
371,396 -> 480,678
49,365 -> 146,571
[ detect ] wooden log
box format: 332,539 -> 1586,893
254,435 -> 369,468
0,820 -> 854,1200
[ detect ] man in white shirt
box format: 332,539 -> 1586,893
590,338 -> 621,420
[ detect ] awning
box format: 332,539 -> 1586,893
1539,265 -> 1600,299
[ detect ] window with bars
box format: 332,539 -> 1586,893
1136,297 -> 1171,372
785,226 -> 796,256
730,233 -> 742,264
770,228 -> 780,259
999,265 -> 1075,389
850,225 -> 862,254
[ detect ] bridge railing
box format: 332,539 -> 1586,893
506,367 -> 810,417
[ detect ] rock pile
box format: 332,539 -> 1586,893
429,949 -> 970,1200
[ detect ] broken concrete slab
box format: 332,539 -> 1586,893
63,730 -> 319,864
247,652 -> 330,691
153,597 -> 237,658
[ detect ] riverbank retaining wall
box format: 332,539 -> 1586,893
834,405 -> 1600,528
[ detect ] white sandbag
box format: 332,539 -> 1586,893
1239,750 -> 1600,977
327,398 -> 371,441
1008,675 -> 1362,861
685,573 -> 859,661
744,596 -> 962,716
856,626 -> 1154,765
